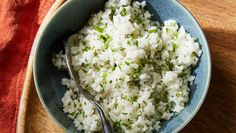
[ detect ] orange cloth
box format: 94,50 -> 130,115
0,0 -> 54,132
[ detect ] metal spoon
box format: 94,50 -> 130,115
65,43 -> 114,133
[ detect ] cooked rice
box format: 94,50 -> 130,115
53,0 -> 201,132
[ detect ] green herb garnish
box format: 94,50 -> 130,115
102,72 -> 107,79
109,80 -> 113,84
122,112 -> 128,115
130,95 -> 138,103
114,120 -> 122,132
148,29 -> 158,33
176,91 -> 183,97
166,28 -> 171,33
172,43 -> 177,52
161,91 -> 168,103
192,51 -> 198,57
120,7 -> 127,16
125,61 -> 130,65
135,40 -> 138,46
99,34 -> 111,49
121,123 -> 132,130
166,61 -> 174,71
114,101 -> 118,109
82,46 -> 90,52
178,72 -> 187,78
93,26 -> 104,33
109,8 -> 116,21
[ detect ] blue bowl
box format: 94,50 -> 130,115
33,0 -> 211,132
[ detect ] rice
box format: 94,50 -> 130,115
53,0 -> 201,132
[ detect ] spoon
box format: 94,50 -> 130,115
65,43 -> 114,133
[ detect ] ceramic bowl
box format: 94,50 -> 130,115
33,0 -> 211,132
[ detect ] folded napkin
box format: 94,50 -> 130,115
0,0 -> 54,132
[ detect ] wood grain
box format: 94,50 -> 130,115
180,0 -> 236,132
17,0 -> 236,132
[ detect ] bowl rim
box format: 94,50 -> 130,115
33,0 -> 212,132
170,1 -> 211,132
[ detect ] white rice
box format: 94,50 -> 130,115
53,0 -> 201,132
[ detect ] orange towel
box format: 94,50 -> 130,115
0,0 -> 54,132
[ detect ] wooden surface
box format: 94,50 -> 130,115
16,0 -> 66,133
17,0 -> 236,132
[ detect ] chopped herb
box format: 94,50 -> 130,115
168,101 -> 176,110
119,47 -> 125,51
81,67 -> 87,73
111,48 -> 116,52
178,72 -> 187,78
120,7 -> 127,16
166,28 -> 171,33
130,95 -> 138,103
115,84 -> 121,89
82,46 -> 90,52
192,51 -> 198,57
121,95 -> 127,100
135,17 -> 142,25
119,77 -> 125,81
114,101 -> 118,109
121,123 -> 132,130
114,120 -> 122,132
82,111 -> 85,117
69,111 -> 76,116
161,91 -> 168,102
99,83 -> 104,88
102,72 -> 107,79
118,64 -> 121,70
130,33 -> 135,40
166,61 -> 174,71
149,29 -> 158,33
125,61 -> 130,65
176,91 -> 183,97
172,43 -> 177,52
135,40 -> 139,46
105,42 -> 109,49
99,34 -> 108,42
81,40 -> 87,45
109,8 -> 116,21
81,63 -> 89,68
112,64 -> 117,71
74,112 -> 79,118
173,32 -> 179,39
128,80 -> 140,87
109,80 -> 113,84
98,34 -> 111,49
93,26 -> 104,33
154,95 -> 160,104
127,40 -> 131,45
122,112 -> 128,115
111,66 -> 116,71
143,101 -> 147,105
93,50 -> 98,56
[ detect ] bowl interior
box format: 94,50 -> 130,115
34,0 -> 211,132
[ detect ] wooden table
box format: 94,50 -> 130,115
17,0 -> 236,132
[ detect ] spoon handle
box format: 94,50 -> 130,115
94,102 -> 114,133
